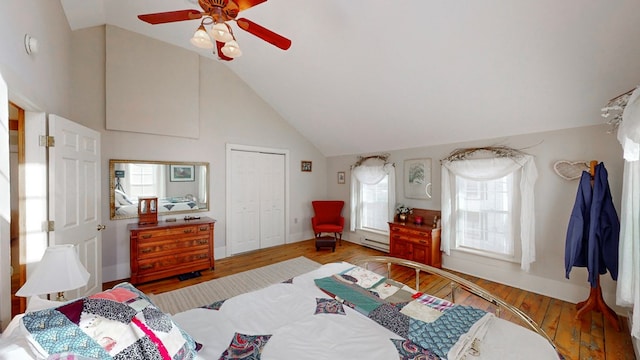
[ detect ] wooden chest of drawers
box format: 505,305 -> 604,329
389,221 -> 442,268
128,217 -> 215,284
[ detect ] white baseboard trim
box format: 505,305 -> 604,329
102,264 -> 130,283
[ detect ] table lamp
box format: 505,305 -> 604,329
16,244 -> 90,301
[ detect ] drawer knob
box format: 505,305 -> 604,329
141,234 -> 152,239
199,226 -> 208,231
141,248 -> 153,253
198,240 -> 208,245
140,264 -> 153,270
184,229 -> 193,234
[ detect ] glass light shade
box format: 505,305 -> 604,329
16,244 -> 90,298
210,22 -> 234,42
221,40 -> 242,58
190,25 -> 214,49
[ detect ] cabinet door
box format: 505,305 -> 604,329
412,242 -> 431,265
394,240 -> 412,260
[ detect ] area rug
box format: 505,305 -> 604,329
148,256 -> 321,314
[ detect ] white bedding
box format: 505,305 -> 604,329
115,199 -> 199,216
173,262 -> 559,360
1,262 -> 559,359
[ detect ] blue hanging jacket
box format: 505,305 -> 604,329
565,163 -> 620,288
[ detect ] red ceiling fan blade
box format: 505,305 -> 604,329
216,41 -> 234,61
236,18 -> 291,50
235,0 -> 268,12
138,10 -> 203,25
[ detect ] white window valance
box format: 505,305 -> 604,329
441,155 -> 538,271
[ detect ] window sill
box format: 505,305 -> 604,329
453,246 -> 519,264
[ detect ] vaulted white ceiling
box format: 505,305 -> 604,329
60,0 -> 640,156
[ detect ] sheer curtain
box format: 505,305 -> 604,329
441,155 -> 538,271
616,86 -> 640,339
349,163 -> 396,231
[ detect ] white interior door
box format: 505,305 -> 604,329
260,153 -> 285,248
229,150 -> 261,254
48,115 -> 102,298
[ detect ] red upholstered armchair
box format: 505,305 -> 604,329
311,201 -> 345,245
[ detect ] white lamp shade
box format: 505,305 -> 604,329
210,22 -> 234,43
16,245 -> 90,297
190,25 -> 214,49
221,40 -> 242,58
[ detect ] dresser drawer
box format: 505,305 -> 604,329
137,237 -> 211,259
136,225 -> 200,240
390,225 -> 432,239
137,250 -> 211,274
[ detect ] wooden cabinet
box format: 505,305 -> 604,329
389,221 -> 442,268
128,217 -> 215,284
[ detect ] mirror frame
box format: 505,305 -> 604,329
109,159 -> 210,220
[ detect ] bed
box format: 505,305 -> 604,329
0,256 -> 562,359
114,190 -> 199,217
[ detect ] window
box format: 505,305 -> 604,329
349,163 -> 396,235
440,155 -> 537,271
359,175 -> 389,232
126,163 -> 166,198
454,173 -> 518,260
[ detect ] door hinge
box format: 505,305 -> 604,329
44,220 -> 55,232
39,135 -> 55,147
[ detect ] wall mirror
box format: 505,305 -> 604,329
109,159 -> 209,220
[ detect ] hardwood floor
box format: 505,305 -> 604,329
105,240 -> 635,360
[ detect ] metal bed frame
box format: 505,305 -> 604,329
355,255 -> 561,356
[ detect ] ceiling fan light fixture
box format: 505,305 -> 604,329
210,22 -> 234,43
221,40 -> 242,58
190,24 -> 214,49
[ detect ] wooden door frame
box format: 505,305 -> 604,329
9,101 -> 26,316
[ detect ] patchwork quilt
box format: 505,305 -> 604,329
314,266 -> 494,359
20,283 -> 198,360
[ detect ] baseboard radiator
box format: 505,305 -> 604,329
361,238 -> 390,253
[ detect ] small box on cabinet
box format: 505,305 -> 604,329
138,196 -> 158,225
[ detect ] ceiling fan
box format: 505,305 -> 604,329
138,0 -> 291,61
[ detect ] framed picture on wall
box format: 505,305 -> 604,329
170,164 -> 195,182
404,158 -> 432,199
337,171 -> 345,184
301,161 -> 312,172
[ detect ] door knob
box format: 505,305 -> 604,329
97,224 -> 106,231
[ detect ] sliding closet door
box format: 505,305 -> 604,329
228,148 -> 286,255
259,153 -> 285,248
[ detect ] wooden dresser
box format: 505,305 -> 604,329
388,209 -> 442,268
128,217 -> 215,284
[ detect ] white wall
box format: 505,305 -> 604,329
0,0 -> 73,328
69,26 -> 326,282
328,124 -> 625,310
0,0 -> 71,116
